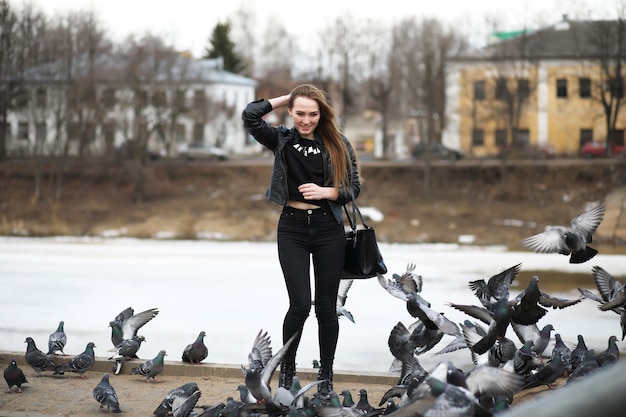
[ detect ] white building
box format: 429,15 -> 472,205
5,53 -> 258,158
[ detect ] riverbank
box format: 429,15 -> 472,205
1,158 -> 626,251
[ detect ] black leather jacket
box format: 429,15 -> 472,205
242,99 -> 361,224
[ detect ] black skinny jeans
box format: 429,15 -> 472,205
277,205 -> 345,369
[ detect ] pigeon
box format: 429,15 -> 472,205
4,359 -> 28,393
153,382 -> 200,417
171,385 -> 201,417
93,373 -> 122,413
109,306 -> 159,349
241,330 -> 298,404
336,279 -> 356,323
569,334 -> 590,371
468,263 -> 521,308
340,389 -> 355,408
131,349 -> 167,383
595,335 -> 619,367
377,273 -> 430,304
182,331 -> 209,364
386,321 -> 429,385
522,351 -> 567,390
109,335 -> 146,375
513,340 -> 544,376
551,333 -> 572,375
578,265 -> 626,339
566,349 -> 600,384
521,204 -> 606,263
392,263 -> 423,295
47,321 -> 67,355
53,341 -> 96,379
24,336 -> 56,376
511,322 -> 555,357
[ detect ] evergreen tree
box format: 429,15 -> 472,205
203,21 -> 246,74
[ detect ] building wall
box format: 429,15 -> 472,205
444,58 -> 626,157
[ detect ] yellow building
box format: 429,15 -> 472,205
443,17 -> 626,157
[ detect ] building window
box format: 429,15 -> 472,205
495,78 -> 508,100
193,90 -> 206,108
579,129 -> 593,148
103,123 -> 115,147
35,123 -> 46,143
152,90 -> 167,107
18,122 -> 28,140
609,79 -> 624,98
102,88 -> 116,107
495,129 -> 507,147
556,78 -> 568,98
174,90 -> 186,109
614,129 -> 625,146
518,79 -> 530,99
514,128 -> 530,145
193,123 -> 204,143
135,90 -> 148,107
472,128 -> 484,146
14,88 -> 28,108
174,124 -> 186,142
473,81 -> 485,100
35,88 -> 47,108
579,78 -> 591,98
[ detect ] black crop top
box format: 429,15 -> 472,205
284,137 -> 327,207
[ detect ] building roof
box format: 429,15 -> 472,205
453,18 -> 624,62
18,52 -> 256,87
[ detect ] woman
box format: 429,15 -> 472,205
241,84 -> 361,396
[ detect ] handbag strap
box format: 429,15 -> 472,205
343,194 -> 370,232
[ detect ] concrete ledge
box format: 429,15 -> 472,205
0,350 -> 398,386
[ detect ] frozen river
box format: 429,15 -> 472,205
1,237 -> 625,373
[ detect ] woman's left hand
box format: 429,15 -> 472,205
299,183 -> 324,200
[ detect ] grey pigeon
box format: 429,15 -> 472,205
569,334 -> 590,371
336,279 -> 356,323
109,306 -> 159,348
131,349 -> 167,383
53,341 -> 96,379
182,331 -> 208,364
578,265 -> 626,339
567,349 -> 600,384
468,263 -> 521,308
386,321 -> 429,385
93,373 -> 122,413
241,330 -> 298,404
551,333 -> 572,375
513,340 -> 544,376
4,359 -> 28,393
153,382 -> 199,417
47,321 -> 67,355
171,385 -> 201,417
24,336 -> 56,376
522,351 -> 566,390
377,273 -> 430,304
521,204 -> 606,263
109,335 -> 146,375
595,335 -> 619,367
511,322 -> 555,357
392,263 -> 423,295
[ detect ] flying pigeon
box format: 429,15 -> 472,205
578,265 -> 626,339
53,341 -> 96,379
392,263 -> 423,295
109,335 -> 146,375
131,349 -> 167,383
153,382 -> 200,417
336,279 -> 356,323
47,321 -> 67,355
109,306 -> 159,349
4,359 -> 28,393
171,385 -> 201,417
241,330 -> 298,404
182,331 -> 209,364
93,373 -> 122,413
521,204 -> 606,263
24,337 -> 56,376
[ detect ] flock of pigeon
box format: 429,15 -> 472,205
4,203 -> 625,417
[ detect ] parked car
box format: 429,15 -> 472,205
411,142 -> 464,160
177,143 -> 229,161
580,141 -> 626,158
497,142 -> 555,159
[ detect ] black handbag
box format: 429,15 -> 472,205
341,198 -> 387,279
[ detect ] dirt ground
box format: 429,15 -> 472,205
0,353 -> 569,417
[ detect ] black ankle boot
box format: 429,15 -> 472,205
317,367 -> 333,397
279,361 -> 296,389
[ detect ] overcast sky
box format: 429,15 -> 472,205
21,0 -> 622,57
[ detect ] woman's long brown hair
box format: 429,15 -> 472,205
288,84 -> 357,190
